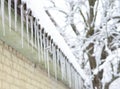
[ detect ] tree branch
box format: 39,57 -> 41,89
70,23 -> 80,35
45,10 -> 58,27
107,16 -> 120,22
79,9 -> 89,28
93,0 -> 99,27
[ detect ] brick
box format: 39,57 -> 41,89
1,56 -> 5,63
3,64 -> 11,74
13,78 -> 20,86
0,80 -> 1,88
18,73 -> 26,81
18,66 -> 25,74
6,75 -> 13,84
19,59 -> 24,67
0,63 -> 2,71
12,54 -> 18,63
10,85 -> 19,89
3,57 -> 12,67
19,80 -> 25,88
13,62 -> 20,71
0,71 -> 6,80
0,42 -> 69,89
0,54 -> 3,63
4,48 -> 11,59
2,81 -> 10,89
12,69 -> 18,78
0,45 -> 3,53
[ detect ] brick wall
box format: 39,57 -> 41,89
0,40 -> 69,89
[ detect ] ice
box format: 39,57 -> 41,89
8,0 -> 11,31
25,12 -> 30,47
34,19 -> 37,47
43,33 -> 47,68
30,16 -> 33,51
20,4 -> 24,48
14,0 -> 17,31
46,36 -> 50,77
40,29 -> 43,61
37,29 -> 40,62
52,44 -> 57,80
1,0 -> 5,36
37,28 -> 40,62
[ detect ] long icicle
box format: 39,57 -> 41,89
26,12 -> 29,47
46,35 -> 50,77
69,64 -> 72,88
8,0 -> 11,31
63,57 -> 65,80
21,4 -> 24,48
40,29 -> 43,61
71,66 -> 73,88
68,62 -> 71,88
37,25 -> 40,62
64,56 -> 66,81
53,44 -> 57,80
73,69 -> 76,89
30,16 -> 33,51
34,19 -> 37,48
60,52 -> 64,81
65,59 -> 67,82
14,0 -> 17,31
1,0 -> 5,36
43,33 -> 46,68
56,48 -> 60,79
65,58 -> 68,82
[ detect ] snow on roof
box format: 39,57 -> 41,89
22,0 -> 87,79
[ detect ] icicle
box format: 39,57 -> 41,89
36,26 -> 40,62
63,55 -> 66,81
43,33 -> 47,69
69,63 -> 72,88
56,48 -> 60,78
1,0 -> 5,36
73,69 -> 76,89
53,44 -> 57,80
75,72 -> 77,89
26,13 -> 29,47
74,72 -> 76,89
20,4 -> 24,48
63,56 -> 67,81
14,0 -> 17,31
60,52 -> 64,80
78,76 -> 80,89
73,70 -> 75,89
65,58 -> 69,81
40,29 -> 43,61
70,66 -> 73,88
77,74 -> 79,89
71,66 -> 74,89
66,60 -> 69,84
34,19 -> 37,48
8,0 -> 11,31
30,16 -> 33,51
46,35 -> 50,77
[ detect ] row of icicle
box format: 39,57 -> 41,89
0,0 -> 84,89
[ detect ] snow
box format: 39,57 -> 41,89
22,0 -> 87,79
21,0 -> 120,89
110,78 -> 120,89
